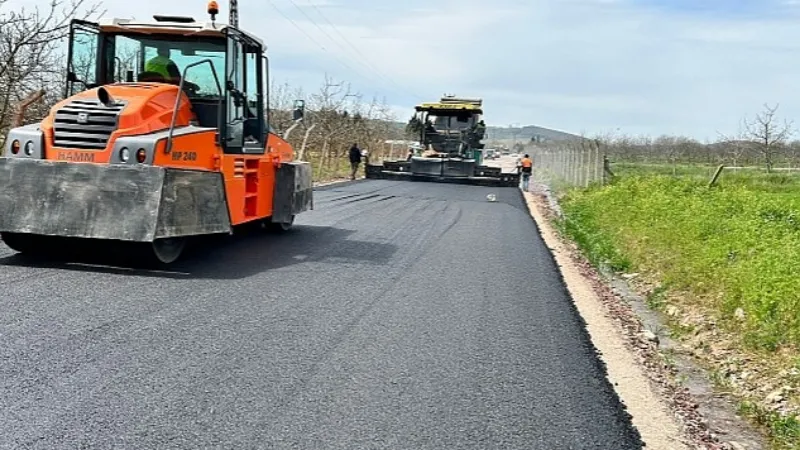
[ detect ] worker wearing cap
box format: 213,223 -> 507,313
519,153 -> 533,191
145,45 -> 181,84
474,120 -> 486,139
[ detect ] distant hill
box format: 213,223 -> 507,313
485,125 -> 581,142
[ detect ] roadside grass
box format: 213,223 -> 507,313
738,401 -> 800,448
304,154 -> 363,183
308,154 -> 347,181
556,164 -> 800,448
612,163 -> 800,194
612,162 -> 721,180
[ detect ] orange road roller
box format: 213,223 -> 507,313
0,10 -> 313,264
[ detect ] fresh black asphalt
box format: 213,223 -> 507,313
0,179 -> 643,449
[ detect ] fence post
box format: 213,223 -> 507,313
708,165 -> 725,188
585,145 -> 590,187
572,146 -> 578,187
594,142 -> 601,185
603,155 -> 614,184
580,147 -> 585,187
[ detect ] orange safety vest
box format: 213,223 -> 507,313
521,157 -> 532,168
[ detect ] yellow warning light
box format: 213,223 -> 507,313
207,0 -> 219,19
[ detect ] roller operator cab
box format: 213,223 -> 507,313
0,11 -> 313,264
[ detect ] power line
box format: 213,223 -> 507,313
264,0 -> 363,77
265,0 -> 425,103
303,0 -> 425,101
280,0 -> 396,94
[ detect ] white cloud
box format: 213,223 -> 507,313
9,0 -> 800,139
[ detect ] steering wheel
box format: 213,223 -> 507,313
182,80 -> 201,96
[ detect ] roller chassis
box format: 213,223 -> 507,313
0,158 -> 313,264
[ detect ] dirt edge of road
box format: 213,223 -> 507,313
523,189 -> 694,450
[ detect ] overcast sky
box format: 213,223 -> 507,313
16,0 -> 800,139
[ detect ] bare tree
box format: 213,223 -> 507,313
743,103 -> 794,173
0,0 -> 103,143
536,102 -> 800,175
11,89 -> 45,128
268,79 -> 305,135
716,118 -> 752,168
786,140 -> 800,170
308,75 -> 353,175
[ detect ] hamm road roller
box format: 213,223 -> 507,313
0,6 -> 313,264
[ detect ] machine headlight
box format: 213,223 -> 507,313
119,147 -> 130,162
10,140 -> 19,154
24,141 -> 34,156
136,148 -> 146,163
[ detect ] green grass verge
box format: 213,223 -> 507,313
557,166 -> 800,448
560,173 -> 800,350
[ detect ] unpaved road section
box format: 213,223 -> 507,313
2,180 -> 645,449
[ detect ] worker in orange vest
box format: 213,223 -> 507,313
519,154 -> 533,191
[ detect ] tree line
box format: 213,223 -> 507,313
578,103 -> 798,172
14,0 -> 796,175
267,76 -> 405,179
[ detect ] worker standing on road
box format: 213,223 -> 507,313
519,154 -> 533,191
349,143 -> 362,180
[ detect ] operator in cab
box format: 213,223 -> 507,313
144,45 -> 182,84
519,153 -> 533,191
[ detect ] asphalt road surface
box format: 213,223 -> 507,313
0,180 -> 643,449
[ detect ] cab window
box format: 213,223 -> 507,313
106,34 -> 225,98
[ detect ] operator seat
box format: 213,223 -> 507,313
190,100 -> 221,128
138,71 -> 168,83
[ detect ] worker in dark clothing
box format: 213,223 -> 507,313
349,143 -> 362,180
474,120 -> 486,139
465,120 -> 485,147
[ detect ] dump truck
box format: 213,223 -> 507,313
366,95 -> 519,186
0,4 -> 313,264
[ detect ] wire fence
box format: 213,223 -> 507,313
523,140 -> 609,189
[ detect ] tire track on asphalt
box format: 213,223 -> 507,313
0,179 -> 647,449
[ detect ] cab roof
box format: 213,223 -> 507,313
96,16 -> 265,47
415,102 -> 483,115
